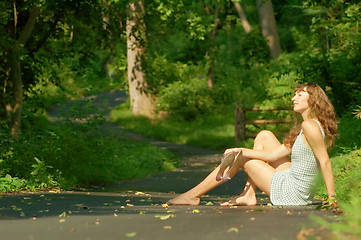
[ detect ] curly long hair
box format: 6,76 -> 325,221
283,83 -> 338,149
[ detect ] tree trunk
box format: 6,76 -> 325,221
9,43 -> 23,137
206,2 -> 221,89
126,1 -> 154,117
102,0 -> 114,80
233,2 -> 251,34
8,4 -> 39,137
256,0 -> 281,57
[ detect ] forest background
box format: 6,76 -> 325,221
1,0 -> 361,237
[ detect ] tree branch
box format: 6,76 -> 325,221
17,5 -> 40,45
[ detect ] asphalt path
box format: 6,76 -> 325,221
0,90 -> 335,240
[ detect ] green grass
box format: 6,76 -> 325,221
0,115 -> 177,192
110,103 -> 256,150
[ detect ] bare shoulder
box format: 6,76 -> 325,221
301,120 -> 323,139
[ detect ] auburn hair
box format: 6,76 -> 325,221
283,83 -> 338,149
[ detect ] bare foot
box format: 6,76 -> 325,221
167,193 -> 200,205
220,194 -> 257,206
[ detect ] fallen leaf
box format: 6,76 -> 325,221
135,191 -> 149,196
163,226 -> 172,230
11,206 -> 22,211
104,203 -> 113,206
267,203 -> 273,207
49,189 -> 61,193
286,210 -> 292,215
205,201 -> 214,206
125,232 -> 137,238
249,217 -> 256,221
73,203 -> 88,209
228,227 -> 239,233
161,203 -> 169,208
192,209 -> 200,213
59,219 -> 66,223
155,214 -> 174,220
70,227 -> 76,233
126,203 -> 134,207
59,212 -> 67,218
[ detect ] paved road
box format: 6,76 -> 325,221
0,91 -> 334,240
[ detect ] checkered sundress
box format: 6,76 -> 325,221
270,120 -> 325,206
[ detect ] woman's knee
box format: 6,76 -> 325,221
254,130 -> 278,148
255,130 -> 276,140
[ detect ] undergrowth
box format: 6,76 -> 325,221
0,114 -> 177,192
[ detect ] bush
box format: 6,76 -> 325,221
157,77 -> 213,120
0,116 -> 177,192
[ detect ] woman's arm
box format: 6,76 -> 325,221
302,120 -> 336,199
224,144 -> 291,163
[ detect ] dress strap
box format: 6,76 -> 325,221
311,119 -> 325,138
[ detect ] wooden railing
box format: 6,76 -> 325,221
234,103 -> 294,142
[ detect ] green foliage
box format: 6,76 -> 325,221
312,180 -> 361,239
354,106 -> 361,119
316,149 -> 361,203
0,174 -> 27,193
157,77 -> 213,120
0,109 -> 177,192
111,102 -> 254,150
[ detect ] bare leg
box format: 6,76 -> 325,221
167,165 -> 234,205
221,130 -> 290,206
167,130 -> 290,206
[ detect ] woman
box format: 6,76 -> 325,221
167,83 -> 338,206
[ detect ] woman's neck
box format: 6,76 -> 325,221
301,111 -> 310,121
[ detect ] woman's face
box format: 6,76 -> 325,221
292,88 -> 310,114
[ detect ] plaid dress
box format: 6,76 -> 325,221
270,120 -> 324,206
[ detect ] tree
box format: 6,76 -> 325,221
126,1 -> 154,117
233,1 -> 251,34
205,1 -> 221,89
256,0 -> 281,57
4,2 -> 39,136
1,0 -> 117,135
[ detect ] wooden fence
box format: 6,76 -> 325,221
234,103 -> 294,142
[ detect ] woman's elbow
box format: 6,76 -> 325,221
318,158 -> 332,169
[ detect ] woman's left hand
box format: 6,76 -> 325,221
224,148 -> 241,155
